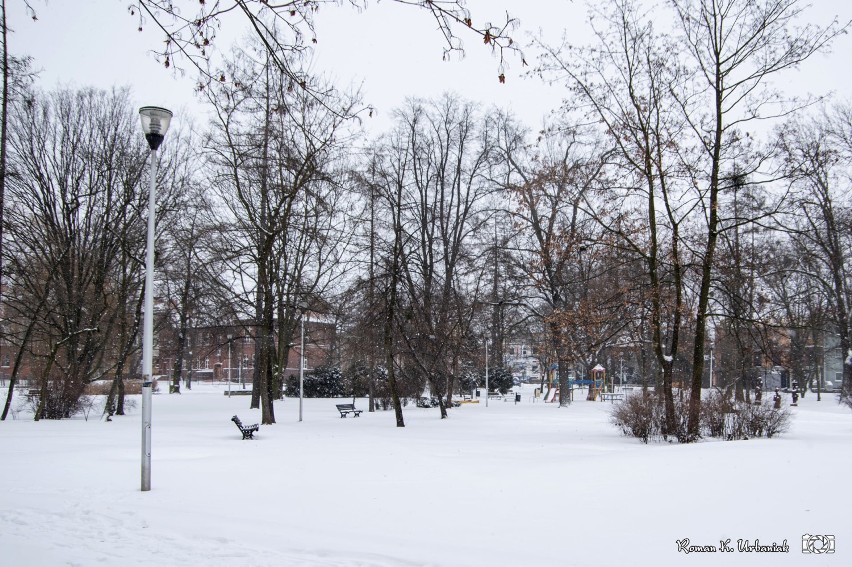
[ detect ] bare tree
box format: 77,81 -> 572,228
205,42 -> 359,424
387,95 -> 493,417
493,113 -> 610,407
0,1 -> 37,389
534,0 -> 845,438
777,106 -> 852,405
157,171 -> 232,397
3,86 -> 188,419
669,0 -> 847,438
368,128 -> 415,427
537,0 -> 694,429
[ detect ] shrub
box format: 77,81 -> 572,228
612,389 -> 792,443
285,366 -> 346,398
610,391 -> 662,443
84,380 -> 143,396
485,367 -> 514,395
341,363 -> 373,398
733,402 -> 792,439
457,370 -> 479,394
23,387 -> 92,420
701,390 -> 737,438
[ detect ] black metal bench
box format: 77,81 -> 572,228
231,415 -> 259,439
335,403 -> 362,418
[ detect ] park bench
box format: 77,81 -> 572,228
231,415 -> 259,439
336,403 -> 363,418
600,392 -> 625,403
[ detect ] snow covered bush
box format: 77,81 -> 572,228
22,387 -> 94,420
457,370 -> 479,395
699,391 -> 791,440
610,390 -> 691,442
485,367 -> 514,395
701,390 -> 737,438
284,366 -> 346,398
610,390 -> 663,443
612,390 -> 792,443
717,401 -> 792,440
341,362 -> 373,398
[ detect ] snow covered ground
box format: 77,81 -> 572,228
1,384 -> 850,567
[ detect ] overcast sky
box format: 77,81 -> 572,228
7,0 -> 852,137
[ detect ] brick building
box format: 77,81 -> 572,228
154,316 -> 336,385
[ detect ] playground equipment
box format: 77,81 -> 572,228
588,365 -> 606,401
544,374 -> 606,403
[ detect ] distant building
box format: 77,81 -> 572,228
504,342 -> 541,382
154,315 -> 336,385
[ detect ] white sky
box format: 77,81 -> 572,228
7,0 -> 852,136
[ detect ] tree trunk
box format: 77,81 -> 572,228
0,0 -> 9,319
1,316 -> 39,420
384,196 -> 405,428
549,321 -> 571,407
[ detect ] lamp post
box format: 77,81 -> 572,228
485,339 -> 490,408
138,105 -> 172,492
187,350 -> 193,389
299,308 -> 307,422
227,334 -> 232,397
709,344 -> 714,389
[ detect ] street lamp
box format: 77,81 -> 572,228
138,105 -> 173,492
299,303 -> 309,422
227,334 -> 232,397
709,344 -> 714,389
485,339 -> 490,408
186,350 -> 193,389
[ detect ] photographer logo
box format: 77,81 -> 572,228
802,534 -> 835,554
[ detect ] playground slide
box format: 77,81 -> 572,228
544,388 -> 558,403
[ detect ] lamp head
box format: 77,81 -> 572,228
139,106 -> 173,151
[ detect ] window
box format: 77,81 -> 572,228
1,354 -> 9,367
244,334 -> 253,344
204,357 -> 209,369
